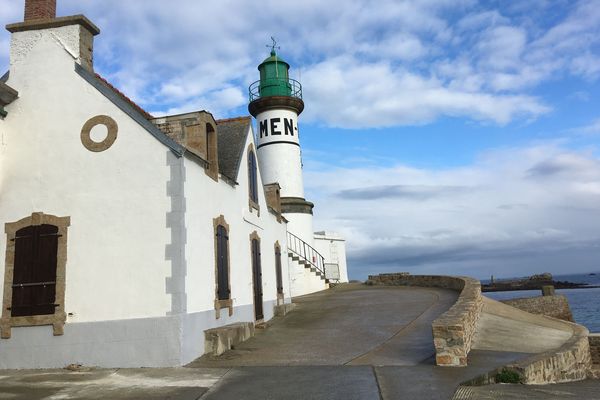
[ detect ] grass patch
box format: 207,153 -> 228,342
495,368 -> 522,384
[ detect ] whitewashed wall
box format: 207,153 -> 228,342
314,232 -> 349,283
0,23 -> 291,368
184,124 -> 291,316
285,212 -> 315,249
256,109 -> 304,199
1,27 -> 173,323
288,258 -> 329,298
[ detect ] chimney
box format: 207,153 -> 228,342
24,0 -> 56,22
8,0 -> 100,72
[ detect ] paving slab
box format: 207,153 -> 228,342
376,350 -> 531,400
0,367 -> 228,400
201,366 -> 381,400
453,380 -> 600,399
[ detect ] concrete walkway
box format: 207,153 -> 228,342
472,296 -> 573,353
2,284 -> 595,399
192,283 -> 458,367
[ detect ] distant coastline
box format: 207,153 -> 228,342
481,272 -> 600,292
484,273 -> 600,332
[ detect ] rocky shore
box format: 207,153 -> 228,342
482,272 -> 600,292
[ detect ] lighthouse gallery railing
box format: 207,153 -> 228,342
249,78 -> 303,102
286,231 -> 326,278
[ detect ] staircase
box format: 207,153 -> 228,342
287,231 -> 329,296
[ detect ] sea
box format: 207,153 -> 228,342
483,272 -> 600,333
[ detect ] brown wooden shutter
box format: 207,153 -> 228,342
11,224 -> 59,317
275,245 -> 283,295
216,225 -> 230,300
251,238 -> 263,320
248,151 -> 258,203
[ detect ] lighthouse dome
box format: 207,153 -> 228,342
256,50 -> 293,97
248,46 -> 304,116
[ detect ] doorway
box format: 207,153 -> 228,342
250,234 -> 263,320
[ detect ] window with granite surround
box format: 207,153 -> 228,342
248,146 -> 260,214
1,212 -> 70,339
213,215 -> 232,318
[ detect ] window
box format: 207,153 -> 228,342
11,224 -> 59,317
275,242 -> 284,296
216,224 -> 230,301
2,212 -> 70,339
248,149 -> 259,204
250,232 -> 263,321
213,215 -> 232,318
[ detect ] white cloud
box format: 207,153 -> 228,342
571,118 -> 600,135
0,1 -> 21,71
456,10 -> 509,32
159,86 -> 246,118
570,53 -> 600,80
306,143 -> 600,279
301,57 -> 549,127
0,0 -> 598,125
476,26 -> 527,71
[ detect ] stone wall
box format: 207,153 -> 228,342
590,334 -> 600,366
515,323 -> 591,383
501,295 -> 574,322
367,273 -> 483,367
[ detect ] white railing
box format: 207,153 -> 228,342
286,231 -> 326,278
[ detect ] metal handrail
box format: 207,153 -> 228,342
249,78 -> 303,102
286,231 -> 326,277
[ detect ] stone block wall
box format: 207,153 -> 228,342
590,334 -> 600,365
516,324 -> 591,383
501,295 -> 574,322
367,273 -> 483,367
463,322 -> 592,385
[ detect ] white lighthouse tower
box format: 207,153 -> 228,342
249,43 -> 334,296
248,45 -> 314,244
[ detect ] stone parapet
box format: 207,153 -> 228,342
514,323 -> 591,383
501,295 -> 574,322
367,273 -> 483,367
590,334 -> 600,366
463,323 -> 592,386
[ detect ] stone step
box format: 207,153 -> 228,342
274,302 -> 297,317
204,322 -> 255,356
288,252 -> 329,283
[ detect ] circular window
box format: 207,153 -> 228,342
80,115 -> 118,152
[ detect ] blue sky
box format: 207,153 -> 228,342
2,0 -> 600,280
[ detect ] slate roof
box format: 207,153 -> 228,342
0,81 -> 18,107
0,75 -> 18,117
216,116 -> 253,182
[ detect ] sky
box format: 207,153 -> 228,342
1,0 -> 600,280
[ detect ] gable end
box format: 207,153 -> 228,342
74,63 -> 185,156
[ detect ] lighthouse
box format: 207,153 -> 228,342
248,44 -> 314,244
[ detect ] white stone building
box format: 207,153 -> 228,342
0,0 -> 347,368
